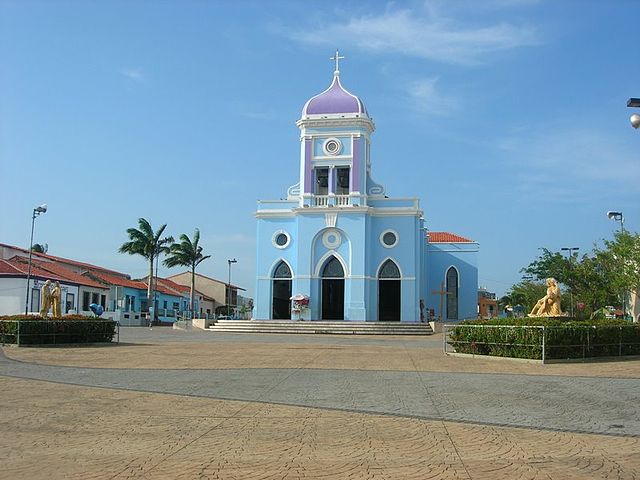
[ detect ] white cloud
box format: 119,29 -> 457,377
406,77 -> 458,115
498,125 -> 640,202
120,67 -> 145,83
286,6 -> 539,66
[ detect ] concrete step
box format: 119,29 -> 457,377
208,320 -> 433,335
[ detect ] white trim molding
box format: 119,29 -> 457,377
268,258 -> 294,279
376,257 -> 403,278
314,251 -> 349,278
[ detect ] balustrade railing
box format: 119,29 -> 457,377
314,196 -> 329,207
335,195 -> 350,206
312,195 -> 352,207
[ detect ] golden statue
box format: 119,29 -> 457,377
39,280 -> 52,316
529,278 -> 563,317
51,281 -> 62,317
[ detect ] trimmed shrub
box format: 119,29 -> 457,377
448,324 -> 543,359
447,317 -> 640,360
0,315 -> 117,345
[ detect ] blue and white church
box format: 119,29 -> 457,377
254,55 -> 478,322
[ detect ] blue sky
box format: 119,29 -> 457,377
1,0 -> 639,298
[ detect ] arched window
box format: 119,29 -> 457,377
273,261 -> 292,278
272,261 -> 292,319
446,267 -> 458,320
378,259 -> 401,321
321,256 -> 344,320
322,256 -> 344,278
378,259 -> 400,279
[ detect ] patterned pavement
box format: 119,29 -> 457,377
1,327 -> 639,479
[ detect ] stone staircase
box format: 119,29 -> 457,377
207,320 -> 433,335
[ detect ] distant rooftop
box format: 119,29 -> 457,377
427,232 -> 475,243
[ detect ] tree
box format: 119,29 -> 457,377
598,231 -> 640,294
522,245 -> 622,317
164,229 -> 211,317
503,280 -> 548,314
570,252 -> 618,315
522,248 -> 575,288
595,231 -> 640,317
119,218 -> 173,316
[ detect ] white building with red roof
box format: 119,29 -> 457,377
0,243 -> 202,324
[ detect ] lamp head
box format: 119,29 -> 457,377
630,113 -> 640,129
607,211 -> 622,220
35,204 -> 47,214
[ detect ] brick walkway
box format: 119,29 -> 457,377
1,327 -> 639,479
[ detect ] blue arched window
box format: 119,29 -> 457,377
322,256 -> 344,278
446,267 -> 458,320
272,261 -> 292,319
378,259 -> 400,279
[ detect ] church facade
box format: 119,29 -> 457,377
254,59 -> 478,322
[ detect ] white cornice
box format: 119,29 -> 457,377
297,117 -> 375,133
256,205 -> 422,218
255,210 -> 296,218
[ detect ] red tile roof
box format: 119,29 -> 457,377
29,258 -> 108,289
0,259 -> 26,275
0,242 -> 126,276
0,257 -> 107,289
89,270 -> 148,290
137,276 -> 189,297
157,277 -> 191,294
427,232 -> 475,243
152,282 -> 182,296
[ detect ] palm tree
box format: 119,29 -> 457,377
119,218 -> 173,317
164,229 -> 211,317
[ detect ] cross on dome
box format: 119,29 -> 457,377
300,49 -> 368,117
330,49 -> 344,75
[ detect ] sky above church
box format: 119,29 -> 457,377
1,0 -> 639,299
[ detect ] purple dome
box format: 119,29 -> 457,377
302,74 -> 367,116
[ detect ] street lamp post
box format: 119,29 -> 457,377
560,247 -> 579,318
628,97 -> 640,129
24,204 -> 48,315
607,211 -> 624,233
607,211 -> 626,319
227,258 -> 237,317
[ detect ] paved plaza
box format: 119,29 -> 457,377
1,327 -> 639,479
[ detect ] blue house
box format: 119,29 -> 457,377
254,58 -> 478,322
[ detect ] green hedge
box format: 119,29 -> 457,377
447,317 -> 640,360
0,315 -> 117,345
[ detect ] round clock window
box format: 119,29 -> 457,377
322,229 -> 342,249
323,138 -> 342,156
